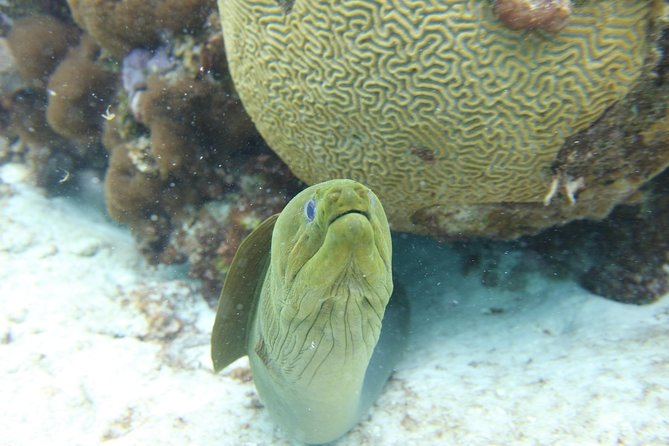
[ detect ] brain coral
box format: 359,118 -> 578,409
218,0 -> 659,236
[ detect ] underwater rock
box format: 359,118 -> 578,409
218,0 -> 669,239
66,0 -> 216,57
454,169 -> 669,305
577,172 -> 669,304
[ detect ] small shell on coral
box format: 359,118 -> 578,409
494,0 -> 572,32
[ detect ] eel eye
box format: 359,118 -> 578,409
304,198 -> 316,222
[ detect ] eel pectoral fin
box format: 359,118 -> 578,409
211,214 -> 278,372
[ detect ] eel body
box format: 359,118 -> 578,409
211,179 -> 408,444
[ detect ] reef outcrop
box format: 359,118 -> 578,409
0,3 -> 300,300
219,0 -> 669,239
66,0 -> 216,57
1,1 -> 667,304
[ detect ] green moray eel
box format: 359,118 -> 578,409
211,179 -> 409,444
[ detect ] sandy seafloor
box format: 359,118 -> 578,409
1,161 -> 668,446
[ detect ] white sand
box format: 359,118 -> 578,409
1,161 -> 668,446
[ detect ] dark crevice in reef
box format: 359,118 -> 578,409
574,168 -> 669,304
276,0 -> 295,13
656,28 -> 669,85
450,169 -> 669,305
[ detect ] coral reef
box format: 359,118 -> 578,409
6,15 -> 79,89
0,38 -> 22,95
4,90 -> 63,149
100,32 -> 294,279
82,10 -> 301,297
575,172 -> 669,304
158,154 -> 300,303
453,170 -> 669,304
46,35 -> 117,143
0,0 -> 71,22
219,0 -> 669,239
121,47 -> 176,119
1,90 -> 76,186
66,0 -> 215,56
2,17 -> 107,187
2,1 -> 666,306
133,73 -> 252,177
104,139 -> 165,225
416,65 -> 669,240
0,3 -> 299,302
494,0 -> 572,32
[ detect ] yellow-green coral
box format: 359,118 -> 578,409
219,0 -> 653,232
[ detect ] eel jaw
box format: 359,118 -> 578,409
329,209 -> 370,225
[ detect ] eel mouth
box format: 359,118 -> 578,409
329,209 -> 369,225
